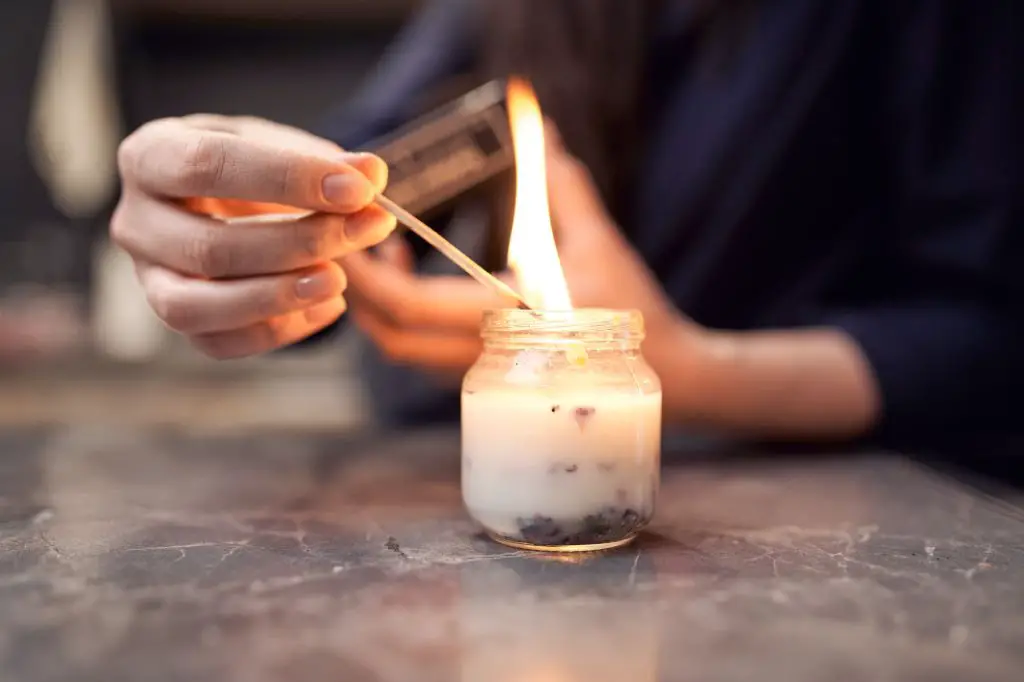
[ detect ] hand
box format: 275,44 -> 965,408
111,115 -> 397,358
343,124 -> 694,382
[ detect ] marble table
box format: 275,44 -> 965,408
1,426 -> 1023,682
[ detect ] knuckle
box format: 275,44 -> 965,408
183,232 -> 234,279
108,199 -> 131,247
116,135 -> 140,180
377,333 -> 407,364
178,134 -> 229,193
255,286 -> 292,321
147,281 -> 195,333
291,219 -> 331,262
268,155 -> 303,203
262,315 -> 293,350
190,334 -> 236,360
117,119 -> 171,181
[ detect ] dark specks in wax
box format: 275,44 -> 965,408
574,406 -> 596,431
385,536 -> 408,559
550,405 -> 561,413
516,507 -> 645,546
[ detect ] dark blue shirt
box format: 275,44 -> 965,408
320,0 -> 1024,449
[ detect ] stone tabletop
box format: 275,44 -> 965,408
1,426 -> 1023,682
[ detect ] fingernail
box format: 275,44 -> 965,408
294,271 -> 336,301
322,172 -> 373,209
344,208 -> 395,243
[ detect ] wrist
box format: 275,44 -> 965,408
641,315 -> 719,425
649,324 -> 882,439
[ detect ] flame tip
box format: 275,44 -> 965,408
505,77 -> 573,310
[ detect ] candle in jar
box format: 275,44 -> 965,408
461,309 -> 661,552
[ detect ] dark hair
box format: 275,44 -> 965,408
479,0 -> 659,222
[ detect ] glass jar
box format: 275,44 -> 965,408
461,309 -> 662,552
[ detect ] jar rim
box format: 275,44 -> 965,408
480,308 -> 644,341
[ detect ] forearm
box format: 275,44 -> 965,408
650,322 -> 882,441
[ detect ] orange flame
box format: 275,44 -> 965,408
505,78 -> 573,310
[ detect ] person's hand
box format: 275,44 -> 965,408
110,115 -> 397,358
342,124 -> 697,382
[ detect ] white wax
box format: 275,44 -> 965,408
461,387 -> 661,537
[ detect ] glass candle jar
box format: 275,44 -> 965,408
461,309 -> 662,552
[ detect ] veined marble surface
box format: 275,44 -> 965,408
1,427 -> 1022,682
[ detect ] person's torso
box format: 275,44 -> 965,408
626,0 -> 889,330
362,0 -> 911,426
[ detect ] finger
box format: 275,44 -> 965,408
112,193 -> 396,279
182,115 -> 346,158
545,143 -> 622,251
543,117 -> 565,152
137,260 -> 345,335
344,153 -> 388,195
166,116 -> 387,203
118,117 -> 386,211
351,307 -> 482,371
185,196 -> 310,219
376,234 -> 415,272
343,250 -> 505,331
190,297 -> 347,360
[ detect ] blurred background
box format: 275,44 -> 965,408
0,0 -> 419,432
